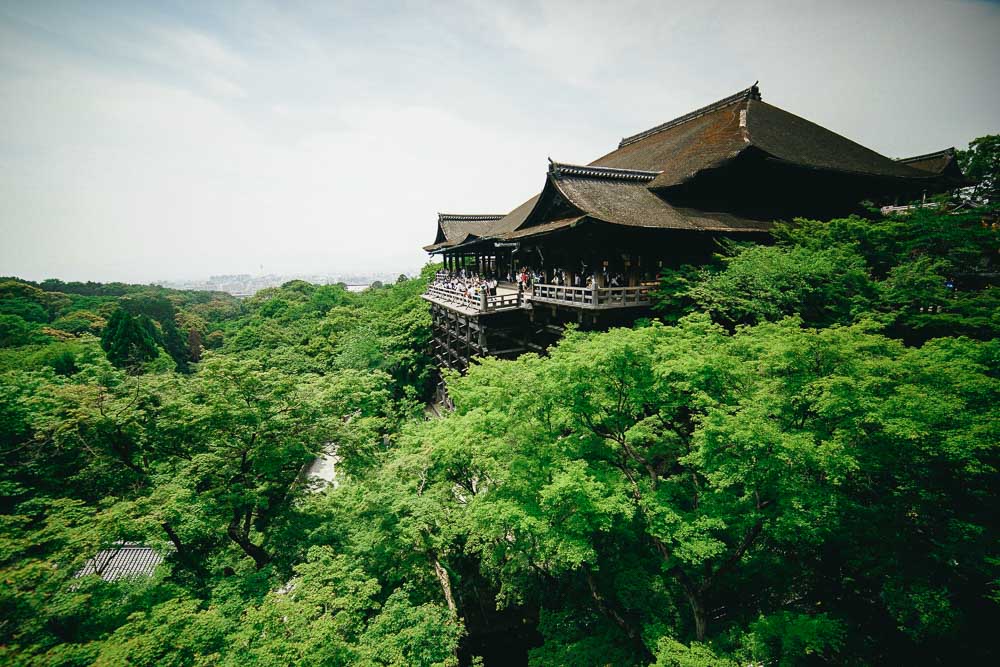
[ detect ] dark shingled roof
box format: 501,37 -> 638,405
548,163 -> 771,233
426,83 -> 961,250
443,161 -> 771,246
423,213 -> 506,252
745,101 -> 930,181
896,148 -> 967,184
488,194 -> 542,237
590,83 -> 931,189
75,543 -> 164,581
503,216 -> 586,240
590,89 -> 750,188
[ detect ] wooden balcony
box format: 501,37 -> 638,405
423,284 -> 524,316
530,283 -> 653,309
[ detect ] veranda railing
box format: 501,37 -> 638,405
425,285 -> 523,313
530,283 -> 652,308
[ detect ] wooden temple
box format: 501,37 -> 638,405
422,83 -> 962,382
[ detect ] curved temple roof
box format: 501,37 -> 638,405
423,213 -> 506,252
591,83 -> 933,189
426,83 -> 962,251
548,163 -> 771,234
895,148 -> 969,185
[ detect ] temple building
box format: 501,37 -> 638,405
422,83 -> 963,381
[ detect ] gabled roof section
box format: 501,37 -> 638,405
487,194 -> 542,237
745,101 -> 930,181
485,160 -> 770,242
543,160 -> 771,234
424,213 -> 505,252
591,82 -> 934,190
896,147 -> 966,182
549,161 -> 662,182
618,83 -> 761,149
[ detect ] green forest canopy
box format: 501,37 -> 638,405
1,198 -> 998,665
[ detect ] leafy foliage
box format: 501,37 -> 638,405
657,204 -> 998,344
956,134 -> 999,204
1,198 -> 998,665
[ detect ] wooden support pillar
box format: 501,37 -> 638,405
466,317 -> 472,363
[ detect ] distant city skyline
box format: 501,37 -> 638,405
2,0 -> 998,283
156,269 -> 414,296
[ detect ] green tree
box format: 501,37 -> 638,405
120,294 -> 190,372
411,315 -> 997,661
0,314 -> 44,348
956,134 -> 999,204
100,309 -> 161,371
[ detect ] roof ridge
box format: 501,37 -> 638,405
548,160 -> 661,182
438,213 -> 505,221
896,147 -> 956,163
618,82 -> 761,149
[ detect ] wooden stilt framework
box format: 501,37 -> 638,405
429,303 -> 530,372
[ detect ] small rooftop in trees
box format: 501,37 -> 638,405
74,543 -> 165,582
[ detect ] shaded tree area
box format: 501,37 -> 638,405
100,309 -> 162,372
0,277 -> 240,381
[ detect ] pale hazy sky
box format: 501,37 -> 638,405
1,1 -> 998,283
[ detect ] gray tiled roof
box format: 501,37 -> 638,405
75,543 -> 164,581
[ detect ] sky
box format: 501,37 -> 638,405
1,0 -> 998,284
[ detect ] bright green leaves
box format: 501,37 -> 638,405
223,547 -> 461,666
93,598 -> 232,667
536,461 -> 632,569
406,309 -> 998,660
665,204 -> 1000,343
687,243 -> 875,328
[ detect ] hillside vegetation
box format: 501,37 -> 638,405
1,203 -> 997,666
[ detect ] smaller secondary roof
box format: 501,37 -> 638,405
896,148 -> 969,185
74,543 -> 164,581
547,162 -> 770,233
438,161 -> 771,250
423,213 -> 506,252
897,147 -> 957,173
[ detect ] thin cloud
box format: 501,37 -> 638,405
0,0 -> 997,283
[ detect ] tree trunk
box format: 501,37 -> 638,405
683,587 -> 708,642
228,511 -> 271,570
431,555 -> 458,614
161,522 -> 186,557
584,566 -> 653,661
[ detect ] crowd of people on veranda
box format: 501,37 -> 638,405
432,266 -> 637,299
431,270 -> 501,300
